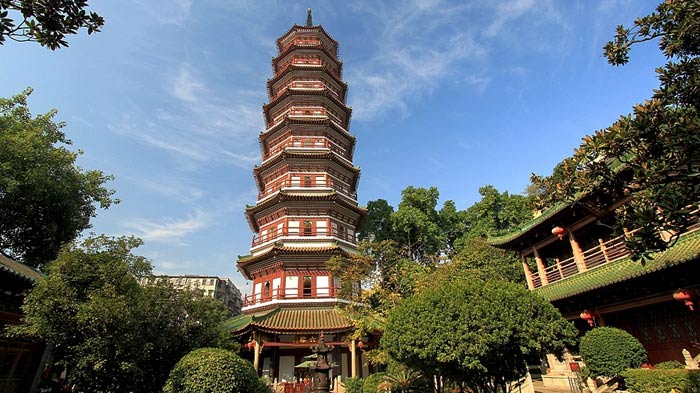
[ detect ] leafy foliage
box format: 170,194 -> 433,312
382,278 -> 577,393
531,0 -> 700,260
391,186 -> 444,262
0,0 -> 104,49
458,185 -> 533,244
655,360 -> 685,369
343,377 -> 365,393
0,89 -> 116,269
360,199 -> 395,242
163,347 -> 269,393
452,237 -> 525,285
362,372 -> 386,393
622,368 -> 700,393
9,235 -> 233,393
580,327 -> 647,378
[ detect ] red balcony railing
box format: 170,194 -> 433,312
251,227 -> 357,248
263,138 -> 349,161
530,225 -> 699,288
258,178 -> 356,200
243,286 -> 341,307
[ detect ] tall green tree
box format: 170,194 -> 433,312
0,89 -> 116,269
391,186 -> 444,262
382,278 -> 577,393
532,0 -> 700,260
0,1 -> 104,49
460,186 -> 532,240
10,235 -> 233,393
359,199 -> 394,242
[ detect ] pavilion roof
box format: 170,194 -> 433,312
225,307 -> 354,335
0,253 -> 43,283
238,244 -> 348,267
535,228 -> 700,301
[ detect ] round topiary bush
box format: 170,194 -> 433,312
580,327 -> 647,377
163,347 -> 269,393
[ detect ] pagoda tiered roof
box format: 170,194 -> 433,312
226,306 -> 353,335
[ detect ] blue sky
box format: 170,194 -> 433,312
1,0 -> 665,292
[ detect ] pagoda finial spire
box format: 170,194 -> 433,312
306,8 -> 313,27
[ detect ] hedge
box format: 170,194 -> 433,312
622,369 -> 700,393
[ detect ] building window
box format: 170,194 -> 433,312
263,280 -> 271,299
304,220 -> 313,236
303,276 -> 312,297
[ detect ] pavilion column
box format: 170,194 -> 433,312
521,254 -> 535,290
568,230 -> 587,272
598,238 -> 610,263
253,340 -> 261,375
350,339 -> 357,378
533,247 -> 549,285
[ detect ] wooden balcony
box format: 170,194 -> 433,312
258,179 -> 357,200
531,224 -> 700,289
263,138 -> 349,161
251,228 -> 357,248
242,287 -> 341,307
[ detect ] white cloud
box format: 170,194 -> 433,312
127,210 -> 210,242
171,65 -> 206,103
347,1 -> 486,121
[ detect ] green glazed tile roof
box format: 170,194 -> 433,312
225,307 -> 354,334
0,254 -> 43,282
487,201 -> 569,246
535,229 -> 700,301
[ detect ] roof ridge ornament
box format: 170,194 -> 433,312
306,8 -> 313,27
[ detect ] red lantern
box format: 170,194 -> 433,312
552,226 -> 566,240
580,310 -> 595,327
357,341 -> 364,350
245,341 -> 256,350
673,289 -> 695,311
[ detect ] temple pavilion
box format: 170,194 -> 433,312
489,192 -> 700,366
225,10 -> 368,383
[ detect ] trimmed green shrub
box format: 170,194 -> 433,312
363,372 -> 386,393
622,369 -> 700,393
344,377 -> 365,393
656,360 -> 685,369
580,327 -> 647,377
163,347 -> 270,393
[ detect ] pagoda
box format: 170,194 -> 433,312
227,10 -> 368,384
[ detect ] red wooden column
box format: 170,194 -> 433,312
521,254 -> 535,290
533,247 -> 549,285
568,229 -> 587,272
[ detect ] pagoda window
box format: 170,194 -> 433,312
254,282 -> 262,302
304,176 -> 313,187
302,276 -> 312,297
303,140 -> 313,147
317,276 -> 329,297
285,276 -> 299,298
263,280 -> 271,300
291,176 -> 301,187
272,277 -> 281,299
316,176 -> 326,187
303,220 -> 313,236
288,221 -> 299,234
316,220 -> 327,235
277,222 -> 284,236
